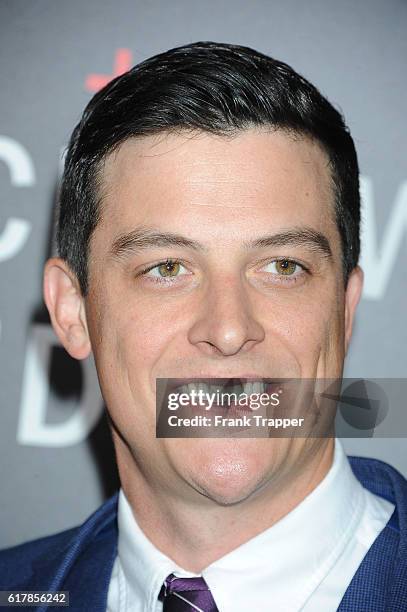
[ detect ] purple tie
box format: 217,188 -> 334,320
159,573 -> 220,611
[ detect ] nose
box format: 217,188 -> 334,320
187,275 -> 265,357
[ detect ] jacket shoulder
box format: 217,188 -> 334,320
0,527 -> 79,588
348,455 -> 407,549
0,493 -> 119,590
348,454 -> 407,505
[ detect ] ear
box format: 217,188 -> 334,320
43,257 -> 91,360
344,265 -> 364,354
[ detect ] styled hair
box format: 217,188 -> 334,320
58,41 -> 360,295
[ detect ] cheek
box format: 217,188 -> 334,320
126,299 -> 181,353
99,293 -> 184,384
263,286 -> 344,372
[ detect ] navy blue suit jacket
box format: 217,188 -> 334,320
1,456 -> 406,611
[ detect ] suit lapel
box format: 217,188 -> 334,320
337,519 -> 399,611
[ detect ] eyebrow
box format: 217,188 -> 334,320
109,226 -> 333,260
248,228 -> 332,258
109,228 -> 207,259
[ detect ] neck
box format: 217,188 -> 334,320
115,434 -> 335,572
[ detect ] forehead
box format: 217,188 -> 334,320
95,129 -> 336,243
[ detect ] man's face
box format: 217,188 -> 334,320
53,129 -> 362,504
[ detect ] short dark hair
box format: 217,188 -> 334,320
58,41 -> 360,295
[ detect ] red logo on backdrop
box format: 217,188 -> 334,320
85,48 -> 133,93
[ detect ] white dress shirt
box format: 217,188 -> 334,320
106,439 -> 394,612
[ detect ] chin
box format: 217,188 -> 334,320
184,439 -> 274,505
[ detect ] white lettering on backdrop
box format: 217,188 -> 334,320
17,325 -> 103,447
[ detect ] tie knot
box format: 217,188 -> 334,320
163,573 -> 210,595
159,573 -> 219,611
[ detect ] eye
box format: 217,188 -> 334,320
142,259 -> 189,280
262,259 -> 304,276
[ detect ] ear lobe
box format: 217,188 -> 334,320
43,257 -> 91,360
344,266 -> 364,354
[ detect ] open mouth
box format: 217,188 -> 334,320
164,378 -> 283,413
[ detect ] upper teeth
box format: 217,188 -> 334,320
174,381 -> 268,396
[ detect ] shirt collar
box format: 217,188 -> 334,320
117,439 -> 366,611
